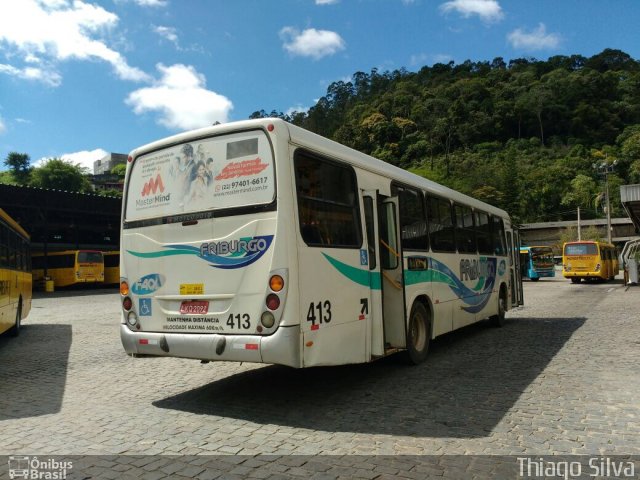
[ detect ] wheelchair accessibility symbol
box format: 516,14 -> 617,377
139,298 -> 152,316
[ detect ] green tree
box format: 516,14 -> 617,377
29,158 -> 92,192
561,174 -> 598,209
111,163 -> 126,177
3,152 -> 32,185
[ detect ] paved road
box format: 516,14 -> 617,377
0,277 -> 638,477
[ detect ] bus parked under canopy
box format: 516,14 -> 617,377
119,119 -> 523,367
0,208 -> 32,336
33,250 -> 104,287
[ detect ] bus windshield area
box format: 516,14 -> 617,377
530,248 -> 554,265
78,251 -> 103,264
565,243 -> 598,256
125,130 -> 275,224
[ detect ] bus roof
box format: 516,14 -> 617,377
0,208 -> 30,240
128,118 -> 511,221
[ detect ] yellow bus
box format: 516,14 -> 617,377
0,208 -> 32,336
32,250 -> 104,287
562,241 -> 618,283
103,251 -> 120,284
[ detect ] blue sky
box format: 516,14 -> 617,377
0,0 -> 638,172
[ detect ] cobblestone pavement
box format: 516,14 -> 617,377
0,276 -> 638,477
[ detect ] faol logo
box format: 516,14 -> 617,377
132,273 -> 165,295
141,174 -> 164,196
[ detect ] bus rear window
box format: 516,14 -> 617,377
78,252 -> 103,264
125,130 -> 275,222
564,243 -> 597,255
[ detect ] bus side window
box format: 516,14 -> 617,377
454,204 -> 477,254
395,186 -> 428,251
427,196 -> 455,253
475,211 -> 492,255
294,151 -> 361,248
491,216 -> 507,256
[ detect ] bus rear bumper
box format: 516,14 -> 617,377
120,324 -> 301,368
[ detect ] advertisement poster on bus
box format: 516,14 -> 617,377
125,131 -> 275,222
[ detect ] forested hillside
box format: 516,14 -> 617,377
252,49 -> 640,224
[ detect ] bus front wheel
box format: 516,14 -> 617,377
405,301 -> 430,365
570,278 -> 581,284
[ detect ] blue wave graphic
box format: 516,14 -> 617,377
430,257 -> 496,313
129,235 -> 274,270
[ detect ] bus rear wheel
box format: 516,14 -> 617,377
10,301 -> 21,337
570,278 -> 581,284
490,288 -> 507,327
405,301 -> 430,365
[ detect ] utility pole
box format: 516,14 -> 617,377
593,159 -> 617,245
577,206 -> 581,241
605,174 -> 612,244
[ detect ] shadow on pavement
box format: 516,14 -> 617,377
153,316 -> 585,437
0,324 -> 72,419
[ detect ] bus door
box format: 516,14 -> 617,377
362,191 -> 383,357
379,196 -> 406,350
512,230 -> 524,306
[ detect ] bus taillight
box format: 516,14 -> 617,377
269,275 -> 284,292
266,294 -> 280,311
122,297 -> 132,311
120,281 -> 129,296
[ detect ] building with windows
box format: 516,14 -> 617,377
93,153 -> 127,175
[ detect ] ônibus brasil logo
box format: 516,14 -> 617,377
127,235 -> 274,270
141,174 -> 164,196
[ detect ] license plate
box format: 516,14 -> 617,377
180,301 -> 209,315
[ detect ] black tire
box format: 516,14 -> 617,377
570,277 -> 581,284
490,288 -> 507,327
531,277 -> 540,282
405,302 -> 430,365
9,301 -> 21,337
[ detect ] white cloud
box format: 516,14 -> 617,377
0,116 -> 6,135
153,25 -> 178,45
439,0 -> 504,23
315,0 -> 339,4
280,27 -> 346,60
131,0 -> 168,6
0,0 -> 150,86
126,63 -> 233,131
0,63 -> 63,87
507,23 -> 561,51
285,104 -> 308,117
35,148 -> 108,172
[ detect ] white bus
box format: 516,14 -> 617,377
120,118 -> 523,367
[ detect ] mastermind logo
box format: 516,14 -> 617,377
141,174 -> 164,196
8,456 -> 73,479
136,175 -> 171,209
127,235 -> 274,270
